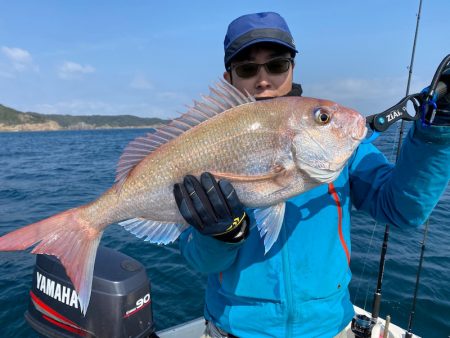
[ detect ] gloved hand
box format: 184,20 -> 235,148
422,66 -> 450,126
433,66 -> 450,126
173,172 -> 249,243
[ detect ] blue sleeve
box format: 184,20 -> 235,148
179,226 -> 244,274
350,121 -> 450,227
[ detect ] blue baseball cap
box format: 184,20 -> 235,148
224,12 -> 298,67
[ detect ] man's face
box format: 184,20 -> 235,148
223,46 -> 294,98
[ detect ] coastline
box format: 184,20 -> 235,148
0,123 -> 165,133
0,103 -> 169,133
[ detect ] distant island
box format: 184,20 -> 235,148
0,104 -> 169,132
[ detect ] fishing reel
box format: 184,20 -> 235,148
351,314 -> 376,338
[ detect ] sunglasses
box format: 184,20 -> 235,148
230,57 -> 294,79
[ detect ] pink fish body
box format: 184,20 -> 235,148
0,81 -> 367,314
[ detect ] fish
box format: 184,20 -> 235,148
0,80 -> 367,314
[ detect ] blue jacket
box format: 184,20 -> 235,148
179,121 -> 450,337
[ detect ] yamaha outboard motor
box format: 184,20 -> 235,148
25,245 -> 157,338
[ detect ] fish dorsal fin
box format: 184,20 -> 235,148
115,80 -> 255,189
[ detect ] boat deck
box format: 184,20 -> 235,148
156,306 -> 420,338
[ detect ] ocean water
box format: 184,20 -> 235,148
0,127 -> 448,337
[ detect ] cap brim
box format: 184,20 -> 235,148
225,38 -> 298,66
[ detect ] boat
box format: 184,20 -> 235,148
24,245 -> 420,338
16,5 -> 444,337
156,307 -> 419,338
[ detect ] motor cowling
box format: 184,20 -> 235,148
25,245 -> 156,338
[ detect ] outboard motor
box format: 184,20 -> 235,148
25,245 -> 158,338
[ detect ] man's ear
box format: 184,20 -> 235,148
223,71 -> 231,83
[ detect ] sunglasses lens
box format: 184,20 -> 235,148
235,63 -> 259,78
266,59 -> 291,74
233,58 -> 292,78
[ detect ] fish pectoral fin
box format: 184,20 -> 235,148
211,165 -> 286,182
119,218 -> 188,245
253,202 -> 286,254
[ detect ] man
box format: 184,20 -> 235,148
175,12 -> 450,337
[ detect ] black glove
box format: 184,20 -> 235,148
433,67 -> 450,126
173,172 -> 249,243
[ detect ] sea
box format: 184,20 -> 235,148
0,126 -> 448,338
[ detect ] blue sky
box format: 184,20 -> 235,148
0,1 -> 448,119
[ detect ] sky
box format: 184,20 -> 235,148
0,0 -> 449,119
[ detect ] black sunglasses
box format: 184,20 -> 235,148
230,57 -> 294,79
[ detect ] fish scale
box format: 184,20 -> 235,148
116,102 -> 286,220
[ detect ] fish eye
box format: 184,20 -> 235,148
314,108 -> 331,124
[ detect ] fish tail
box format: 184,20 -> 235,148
0,206 -> 103,315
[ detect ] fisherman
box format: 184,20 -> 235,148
174,12 -> 450,338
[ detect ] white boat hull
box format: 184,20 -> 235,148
156,306 -> 420,338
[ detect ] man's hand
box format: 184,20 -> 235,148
173,172 -> 249,243
433,66 -> 450,126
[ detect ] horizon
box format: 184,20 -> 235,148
0,1 -> 449,119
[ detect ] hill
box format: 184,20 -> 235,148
0,104 -> 169,131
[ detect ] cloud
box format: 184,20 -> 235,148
58,61 -> 95,79
130,74 -> 153,90
33,100 -> 170,117
1,46 -> 38,72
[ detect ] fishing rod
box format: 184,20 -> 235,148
349,2 -> 448,336
402,53 -> 450,337
373,0 -> 424,329
352,1 -> 423,336
404,220 -> 429,338
396,0 -> 423,156
351,225 -> 390,338
354,54 -> 450,338
370,224 -> 389,321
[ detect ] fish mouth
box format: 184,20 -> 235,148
298,160 -> 344,183
351,124 -> 368,141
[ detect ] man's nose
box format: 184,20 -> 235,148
255,67 -> 272,89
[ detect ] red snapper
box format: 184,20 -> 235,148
0,80 -> 367,314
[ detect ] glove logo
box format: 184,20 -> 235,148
224,213 -> 246,233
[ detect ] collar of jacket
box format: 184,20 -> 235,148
284,83 -> 303,97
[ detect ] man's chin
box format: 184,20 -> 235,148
254,92 -> 277,99
253,89 -> 291,99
